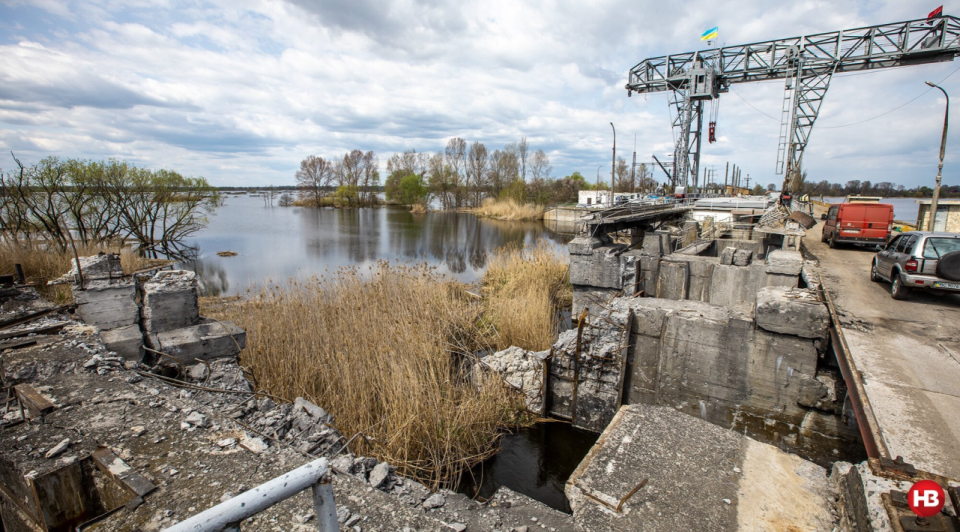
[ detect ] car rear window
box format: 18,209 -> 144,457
922,237 -> 960,258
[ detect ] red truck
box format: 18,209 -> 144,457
821,203 -> 894,248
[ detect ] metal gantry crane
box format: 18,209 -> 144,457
626,15 -> 960,194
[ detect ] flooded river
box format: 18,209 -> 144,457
181,194 -> 572,296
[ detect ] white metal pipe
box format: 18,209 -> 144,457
162,457 -> 336,532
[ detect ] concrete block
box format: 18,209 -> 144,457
142,270 -> 201,335
636,255 -> 660,295
656,261 -> 688,300
733,249 -> 753,266
641,234 -> 664,256
99,324 -> 144,361
151,319 -> 245,363
572,286 -> 618,317
720,247 -> 736,266
568,236 -> 607,256
74,279 -> 139,330
755,286 -> 829,339
569,247 -> 628,289
765,250 -> 803,276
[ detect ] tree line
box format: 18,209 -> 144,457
790,174 -> 960,199
0,154 -> 220,257
297,137 -> 662,209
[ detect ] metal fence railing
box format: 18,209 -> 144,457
162,458 -> 337,532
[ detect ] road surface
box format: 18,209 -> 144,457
804,216 -> 960,479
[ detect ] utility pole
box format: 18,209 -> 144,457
724,162 -> 729,194
632,134 -> 637,194
610,122 -> 617,199
926,81 -> 949,231
746,175 -> 751,190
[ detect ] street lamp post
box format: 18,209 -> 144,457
610,123 -> 616,202
596,165 -> 603,205
926,81 -> 949,231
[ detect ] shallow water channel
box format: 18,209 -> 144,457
456,423 -> 599,513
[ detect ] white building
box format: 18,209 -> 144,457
577,191 -> 643,206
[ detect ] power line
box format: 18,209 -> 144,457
729,86 -> 780,121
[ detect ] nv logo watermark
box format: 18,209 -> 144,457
908,480 -> 946,518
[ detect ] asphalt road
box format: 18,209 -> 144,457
804,215 -> 960,479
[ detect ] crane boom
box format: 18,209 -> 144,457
627,16 -> 960,193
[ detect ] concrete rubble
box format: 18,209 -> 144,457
482,346 -> 550,413
0,310 -> 577,531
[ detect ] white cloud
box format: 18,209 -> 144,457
0,0 -> 956,189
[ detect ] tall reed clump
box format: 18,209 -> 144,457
470,198 -> 544,221
207,263 -> 528,489
482,242 -> 570,351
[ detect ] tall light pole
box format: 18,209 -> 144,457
926,81 -> 949,231
610,122 -> 616,201
596,165 -> 603,204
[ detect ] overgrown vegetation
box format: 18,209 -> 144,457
469,198 -> 544,221
482,242 -> 570,351
202,243 -> 569,489
0,240 -> 169,302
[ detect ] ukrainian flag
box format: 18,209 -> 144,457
701,27 -> 719,41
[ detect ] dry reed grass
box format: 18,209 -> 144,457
470,198 -> 544,221
410,203 -> 428,214
482,242 -> 570,351
204,263 -> 530,489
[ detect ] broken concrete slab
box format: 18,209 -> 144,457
569,247 -> 633,290
568,235 -> 608,256
720,246 -> 736,266
766,249 -> 804,276
733,249 -> 753,266
74,279 -> 138,331
150,319 -> 245,363
99,324 -> 144,361
50,253 -> 122,284
567,404 -> 835,532
755,286 -> 830,340
141,270 -> 201,335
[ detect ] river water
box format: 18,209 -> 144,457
181,194 -> 572,296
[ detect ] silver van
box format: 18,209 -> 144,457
871,231 -> 960,300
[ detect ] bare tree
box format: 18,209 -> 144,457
360,150 -> 379,205
295,155 -> 332,207
466,141 -> 489,206
529,149 -> 551,182
444,138 -> 467,207
517,137 -> 529,182
487,149 -> 517,198
614,156 -> 631,192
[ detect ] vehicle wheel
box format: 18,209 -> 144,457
821,231 -> 826,243
829,234 -> 837,249
871,260 -> 882,283
891,273 -> 910,300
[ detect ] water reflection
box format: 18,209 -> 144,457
180,196 -> 572,296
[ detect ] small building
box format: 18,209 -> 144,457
916,199 -> 960,232
577,191 -> 643,206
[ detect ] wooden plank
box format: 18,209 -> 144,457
0,323 -> 67,341
91,447 -> 156,498
0,338 -> 38,351
13,384 -> 55,418
0,305 -> 75,331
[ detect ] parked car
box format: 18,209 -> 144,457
870,231 -> 960,300
821,203 -> 894,248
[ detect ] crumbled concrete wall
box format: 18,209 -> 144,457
755,287 -> 830,340
483,346 -> 549,413
766,249 -> 804,276
74,279 -> 138,331
50,253 -> 122,284
98,324 -> 144,361
656,261 -> 689,300
733,249 -> 753,266
141,270 -> 201,335
547,308 -> 630,433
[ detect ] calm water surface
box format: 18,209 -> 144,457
181,195 -> 572,296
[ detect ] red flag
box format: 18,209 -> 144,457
928,5 -> 943,18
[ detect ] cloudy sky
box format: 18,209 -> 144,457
0,0 -> 957,189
